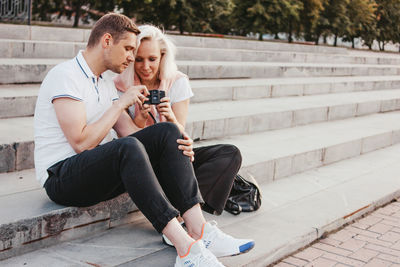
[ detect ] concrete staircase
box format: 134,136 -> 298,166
1,23 -> 400,266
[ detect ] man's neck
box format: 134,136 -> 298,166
82,49 -> 106,78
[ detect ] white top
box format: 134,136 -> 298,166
119,76 -> 194,120
34,51 -> 119,186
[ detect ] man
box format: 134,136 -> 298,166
34,13 -> 254,267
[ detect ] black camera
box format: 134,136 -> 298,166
145,90 -> 165,105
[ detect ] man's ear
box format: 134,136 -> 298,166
101,33 -> 113,48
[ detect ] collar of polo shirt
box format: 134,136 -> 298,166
76,50 -> 103,80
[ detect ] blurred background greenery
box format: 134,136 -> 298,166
27,0 -> 400,50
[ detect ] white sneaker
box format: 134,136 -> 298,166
163,222 -> 186,246
174,240 -> 225,267
200,221 -> 255,257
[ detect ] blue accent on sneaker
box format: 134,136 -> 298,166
239,241 -> 255,253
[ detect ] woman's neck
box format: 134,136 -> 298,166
142,77 -> 160,90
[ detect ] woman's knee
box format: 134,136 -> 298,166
158,122 -> 180,136
117,136 -> 146,155
150,122 -> 181,142
220,144 -> 242,168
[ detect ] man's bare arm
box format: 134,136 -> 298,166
54,98 -> 126,153
113,109 -> 142,137
53,85 -> 148,153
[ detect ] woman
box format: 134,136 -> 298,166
114,25 -> 242,217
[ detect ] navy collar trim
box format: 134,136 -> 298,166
75,53 -> 103,79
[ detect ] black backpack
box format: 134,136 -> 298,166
224,174 -> 262,215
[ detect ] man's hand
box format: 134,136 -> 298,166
118,85 -> 149,109
177,132 -> 194,162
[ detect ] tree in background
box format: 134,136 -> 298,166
202,0 -> 235,34
344,0 -> 376,48
298,0 -> 325,41
32,0 -> 64,22
319,0 -> 350,46
239,0 -> 270,40
375,0 -> 400,51
279,0 -> 303,43
29,0 -> 400,52
313,0 -> 330,44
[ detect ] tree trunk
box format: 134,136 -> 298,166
73,1 -> 82,28
315,34 -> 320,45
334,35 -> 338,46
323,35 -> 327,44
179,14 -> 184,34
259,33 -> 263,41
351,37 -> 355,49
382,43 -> 385,51
274,32 -> 279,39
378,41 -> 382,51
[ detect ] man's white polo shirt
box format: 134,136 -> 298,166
34,51 -> 119,186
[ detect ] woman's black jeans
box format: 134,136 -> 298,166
44,122 -> 203,233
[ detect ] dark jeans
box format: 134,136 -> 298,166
193,145 -> 242,215
44,122 -> 203,233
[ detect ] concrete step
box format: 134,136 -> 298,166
0,116 -> 33,172
196,111 -> 400,184
1,58 -> 400,84
191,76 -> 400,102
186,89 -> 400,140
2,142 -> 400,266
3,90 -> 400,173
4,76 -> 400,119
0,23 -> 348,54
178,46 -> 400,65
0,169 -> 139,261
0,83 -> 39,119
0,39 -> 86,59
2,39 -> 400,66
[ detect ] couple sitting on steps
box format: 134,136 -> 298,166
34,13 -> 255,267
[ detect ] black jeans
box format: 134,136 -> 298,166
193,145 -> 242,215
44,122 -> 203,233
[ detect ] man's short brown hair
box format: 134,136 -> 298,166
87,13 -> 140,48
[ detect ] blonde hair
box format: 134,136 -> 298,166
136,25 -> 178,80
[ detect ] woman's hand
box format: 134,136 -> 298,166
157,97 -> 177,123
137,103 -> 151,120
177,132 -> 194,162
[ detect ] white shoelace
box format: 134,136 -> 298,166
205,221 -> 234,243
188,245 -> 223,267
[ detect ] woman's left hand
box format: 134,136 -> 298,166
177,132 -> 195,162
157,97 -> 176,122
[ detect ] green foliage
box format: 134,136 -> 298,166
32,0 -> 64,21
299,0 -> 325,41
279,0 -> 303,42
343,0 -> 376,48
375,0 -> 400,50
30,0 -> 400,51
316,0 -> 349,45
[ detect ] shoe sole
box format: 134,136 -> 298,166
162,237 -> 175,247
218,241 -> 255,257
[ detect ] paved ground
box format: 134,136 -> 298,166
275,200 -> 400,267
